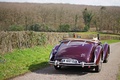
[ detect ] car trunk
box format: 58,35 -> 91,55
55,41 -> 94,63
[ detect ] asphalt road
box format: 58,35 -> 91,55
11,42 -> 120,80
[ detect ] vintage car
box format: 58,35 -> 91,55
49,36 -> 110,72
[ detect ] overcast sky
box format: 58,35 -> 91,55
0,0 -> 120,6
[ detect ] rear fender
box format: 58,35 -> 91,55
49,44 -> 60,61
102,43 -> 110,61
94,46 -> 103,65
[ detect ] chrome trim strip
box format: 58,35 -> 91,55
49,61 -> 96,67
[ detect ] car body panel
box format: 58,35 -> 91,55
55,40 -> 95,63
94,45 -> 103,64
103,43 -> 110,61
49,38 -> 110,69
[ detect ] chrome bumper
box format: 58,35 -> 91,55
49,60 -> 96,67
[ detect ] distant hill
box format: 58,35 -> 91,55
0,2 -> 120,33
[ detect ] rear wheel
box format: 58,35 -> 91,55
95,56 -> 102,72
54,65 -> 61,70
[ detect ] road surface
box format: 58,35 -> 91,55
11,42 -> 120,80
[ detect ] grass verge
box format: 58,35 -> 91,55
118,67 -> 120,80
0,45 -> 53,80
76,32 -> 120,36
101,40 -> 120,44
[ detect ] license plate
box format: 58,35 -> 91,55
61,59 -> 78,64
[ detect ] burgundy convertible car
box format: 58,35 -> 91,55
49,37 -> 110,72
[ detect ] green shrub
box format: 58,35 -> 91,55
58,24 -> 70,32
71,27 -> 82,32
8,25 -> 24,31
40,24 -> 49,32
29,24 -> 40,31
29,23 -> 49,32
83,25 -> 89,32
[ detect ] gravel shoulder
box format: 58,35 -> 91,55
11,42 -> 120,80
